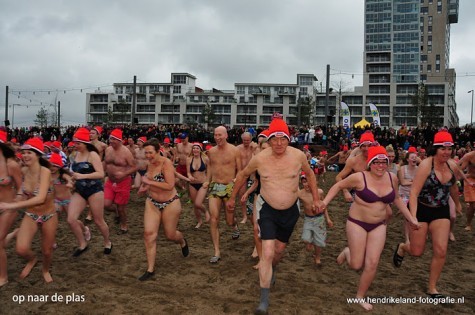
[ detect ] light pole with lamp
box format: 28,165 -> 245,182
469,90 -> 474,125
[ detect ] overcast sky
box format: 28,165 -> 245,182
1,0 -> 474,127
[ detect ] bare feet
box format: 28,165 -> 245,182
20,257 -> 38,279
465,226 -> 472,231
251,247 -> 258,259
337,247 -> 348,265
43,271 -> 53,283
240,218 -> 247,224
205,211 -> 211,223
0,279 -> 8,287
313,254 -> 321,265
359,301 -> 373,311
252,261 -> 260,270
449,232 -> 456,241
5,228 -> 19,246
195,222 -> 202,229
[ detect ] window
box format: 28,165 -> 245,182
115,86 -> 123,94
421,55 -> 427,62
427,64 -> 432,72
299,87 -> 308,95
139,86 -> 146,94
172,75 -> 186,84
173,86 -> 181,94
237,86 -> 245,95
149,96 -> 156,103
428,26 -> 432,33
436,64 -> 440,72
299,76 -> 314,86
421,7 -> 428,14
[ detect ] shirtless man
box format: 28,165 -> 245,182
327,145 -> 351,171
203,126 -> 241,264
103,129 -> 138,234
90,126 -> 108,160
237,132 -> 257,224
126,137 -> 137,159
175,133 -> 193,190
227,118 -> 323,314
459,150 -> 475,231
336,131 -> 375,202
161,138 -> 175,161
134,136 -> 148,189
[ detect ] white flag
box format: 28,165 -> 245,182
369,103 -> 380,127
340,102 -> 351,128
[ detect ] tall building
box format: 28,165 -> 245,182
362,0 -> 459,127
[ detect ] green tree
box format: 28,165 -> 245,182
410,83 -> 438,127
297,96 -> 315,126
201,102 -> 217,129
34,107 -> 50,128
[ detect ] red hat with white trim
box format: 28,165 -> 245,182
49,152 -> 64,168
93,126 -> 103,135
21,137 -> 45,155
44,141 -> 52,149
73,127 -> 92,144
192,142 -> 203,150
367,146 -> 389,166
52,141 -> 62,150
138,136 -> 147,143
0,130 -> 7,143
258,129 -> 270,138
433,130 -> 454,147
109,129 -> 123,141
359,131 -> 375,147
268,119 -> 290,141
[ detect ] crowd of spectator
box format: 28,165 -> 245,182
4,122 -> 475,156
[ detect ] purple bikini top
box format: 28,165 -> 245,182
355,172 -> 395,204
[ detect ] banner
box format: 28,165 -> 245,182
369,103 -> 380,127
340,102 -> 351,129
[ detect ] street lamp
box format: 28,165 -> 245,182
469,90 -> 474,125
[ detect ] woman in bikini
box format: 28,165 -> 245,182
322,146 -> 419,311
0,130 -> 22,287
186,142 -> 210,229
394,130 -> 462,298
67,127 -> 111,257
49,153 -> 90,248
0,137 -> 57,283
397,147 -> 419,243
138,138 -> 189,281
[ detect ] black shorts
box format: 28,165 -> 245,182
415,201 -> 450,224
256,195 -> 299,243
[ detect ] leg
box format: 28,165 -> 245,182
67,194 -> 88,249
355,225 -> 387,311
161,199 -> 185,244
238,184 -> 247,224
313,245 -> 322,265
400,223 -> 428,258
252,198 -> 262,269
143,199 -> 161,273
448,197 -> 456,241
224,197 -> 239,239
117,204 -> 128,231
273,239 -> 287,267
188,186 -> 202,228
195,187 -> 209,223
465,202 -> 474,231
88,192 -> 111,248
341,220 -> 370,269
256,239 -> 276,314
208,197 -> 222,259
0,211 -> 17,286
16,216 -> 39,279
427,219 -> 450,294
40,215 -> 58,283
